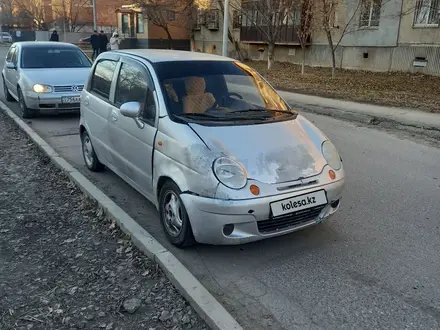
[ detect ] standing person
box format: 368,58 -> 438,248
98,30 -> 108,54
90,30 -> 100,60
109,32 -> 121,50
49,30 -> 59,42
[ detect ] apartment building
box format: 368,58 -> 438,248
192,0 -> 440,75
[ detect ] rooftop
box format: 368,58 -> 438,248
14,42 -> 79,48
115,49 -> 233,63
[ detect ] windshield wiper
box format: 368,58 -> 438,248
228,109 -> 295,115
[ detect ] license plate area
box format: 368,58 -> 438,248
270,190 -> 328,218
61,96 -> 80,104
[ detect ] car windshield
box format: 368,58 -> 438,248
153,60 -> 294,123
21,47 -> 91,69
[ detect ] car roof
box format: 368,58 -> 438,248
115,49 -> 233,63
14,42 -> 79,49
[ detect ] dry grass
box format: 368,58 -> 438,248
247,61 -> 440,113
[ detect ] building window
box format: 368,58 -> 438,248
413,0 -> 439,26
359,0 -> 381,27
167,11 -> 175,21
137,13 -> 144,33
121,14 -> 129,34
206,9 -> 219,30
233,10 -> 242,29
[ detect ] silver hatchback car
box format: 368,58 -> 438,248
2,42 -> 91,118
80,50 -> 345,248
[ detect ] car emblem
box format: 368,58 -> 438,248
71,85 -> 79,92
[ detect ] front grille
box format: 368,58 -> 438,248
53,85 -> 84,93
257,205 -> 325,234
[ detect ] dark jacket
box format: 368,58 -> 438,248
98,34 -> 108,51
50,32 -> 59,42
90,34 -> 99,49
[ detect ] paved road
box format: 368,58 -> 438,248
2,47 -> 440,329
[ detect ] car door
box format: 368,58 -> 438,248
107,57 -> 158,198
83,58 -> 118,164
4,46 -> 17,94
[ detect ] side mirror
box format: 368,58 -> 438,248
6,62 -> 16,70
120,101 -> 141,118
120,101 -> 144,129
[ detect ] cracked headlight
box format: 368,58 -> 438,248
322,140 -> 342,170
213,157 -> 247,189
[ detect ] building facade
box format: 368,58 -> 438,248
192,0 -> 440,75
116,4 -> 191,50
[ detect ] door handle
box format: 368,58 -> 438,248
110,109 -> 118,122
84,96 -> 90,106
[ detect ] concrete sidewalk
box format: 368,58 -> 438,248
279,91 -> 440,133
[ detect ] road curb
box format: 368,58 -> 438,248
0,102 -> 243,330
278,91 -> 440,139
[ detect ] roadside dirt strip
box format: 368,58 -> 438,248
0,103 -> 242,330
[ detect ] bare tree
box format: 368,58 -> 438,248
12,0 -> 48,30
318,0 -> 415,78
294,0 -> 313,74
232,0 -> 297,70
52,0 -> 93,32
0,0 -> 15,27
136,0 -> 193,49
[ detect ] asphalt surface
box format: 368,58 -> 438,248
2,47 -> 440,329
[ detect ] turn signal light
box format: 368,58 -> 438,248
329,170 -> 336,180
250,184 -> 260,196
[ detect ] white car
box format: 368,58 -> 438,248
80,50 -> 345,247
0,32 -> 12,43
2,41 -> 92,118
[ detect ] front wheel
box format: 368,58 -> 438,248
81,130 -> 104,172
18,88 -> 35,119
2,76 -> 14,102
159,181 -> 195,248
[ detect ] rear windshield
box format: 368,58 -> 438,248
21,47 -> 92,69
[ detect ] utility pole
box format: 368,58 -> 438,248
221,0 -> 229,57
92,0 -> 98,30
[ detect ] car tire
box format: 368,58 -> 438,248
81,130 -> 104,172
18,88 -> 35,119
159,181 -> 195,248
2,76 -> 14,102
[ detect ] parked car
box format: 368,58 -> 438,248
80,50 -> 345,248
2,41 -> 92,118
0,32 -> 12,43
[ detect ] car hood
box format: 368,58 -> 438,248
22,67 -> 91,86
189,115 -> 328,184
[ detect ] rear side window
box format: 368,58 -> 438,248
90,60 -> 117,99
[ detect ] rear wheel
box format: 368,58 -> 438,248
18,88 -> 35,119
159,181 -> 195,248
81,130 -> 104,172
2,76 -> 14,102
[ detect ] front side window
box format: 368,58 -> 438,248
359,0 -> 381,27
21,47 -> 91,69
115,62 -> 156,123
153,60 -> 293,125
6,47 -> 15,62
414,0 -> 439,25
90,60 -> 117,99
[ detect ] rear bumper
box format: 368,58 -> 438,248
25,91 -> 80,111
180,178 -> 344,245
